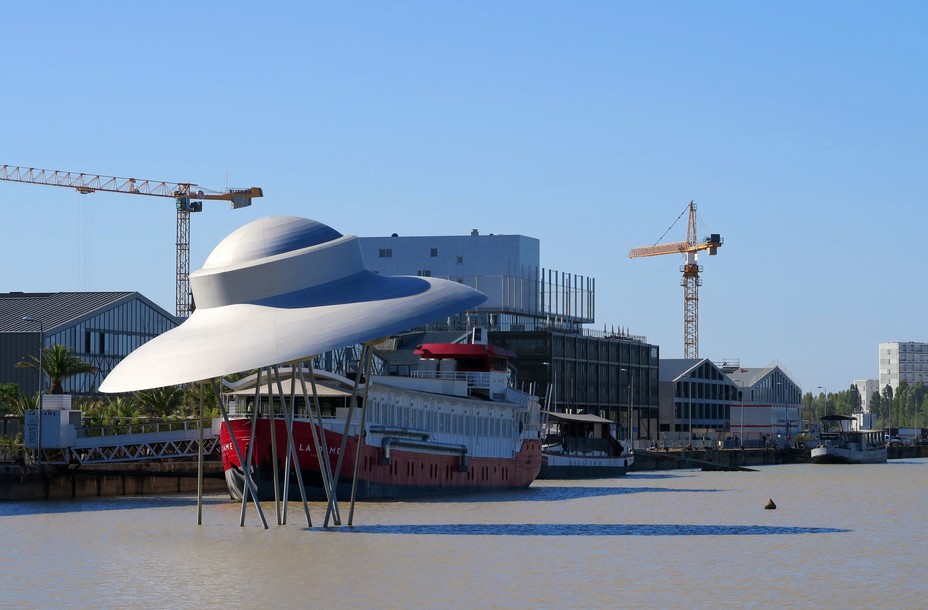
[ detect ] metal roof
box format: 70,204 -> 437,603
659,358 -> 708,382
0,291 -> 157,333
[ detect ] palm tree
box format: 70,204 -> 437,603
16,345 -> 99,394
135,386 -> 185,418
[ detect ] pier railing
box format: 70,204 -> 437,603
76,418 -> 207,439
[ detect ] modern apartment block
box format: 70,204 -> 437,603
879,341 -> 928,391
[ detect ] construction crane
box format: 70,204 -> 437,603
0,164 -> 262,318
628,201 -> 722,359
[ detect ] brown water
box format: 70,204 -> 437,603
1,459 -> 925,609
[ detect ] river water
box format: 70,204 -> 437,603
1,459 -> 925,609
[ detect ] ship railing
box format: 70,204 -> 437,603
413,370 -> 491,389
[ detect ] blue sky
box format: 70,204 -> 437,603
2,1 -> 925,393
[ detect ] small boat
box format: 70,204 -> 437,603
810,414 -> 887,464
537,411 -> 634,478
221,335 -> 543,500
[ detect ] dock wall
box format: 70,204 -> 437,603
0,461 -> 228,500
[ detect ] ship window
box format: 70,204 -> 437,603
379,249 -> 392,258
430,248 -> 438,257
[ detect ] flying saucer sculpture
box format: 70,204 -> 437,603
100,216 -> 487,392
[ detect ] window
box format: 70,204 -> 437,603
430,248 -> 438,257
379,249 -> 392,258
456,256 -> 464,264
418,270 -> 431,277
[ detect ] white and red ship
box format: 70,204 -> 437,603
221,335 -> 542,500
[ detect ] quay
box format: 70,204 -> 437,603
0,443 -> 925,502
632,447 -> 807,472
632,443 -> 928,472
0,460 -> 228,501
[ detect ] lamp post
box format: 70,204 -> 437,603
816,385 -> 827,433
620,368 -> 634,448
736,380 -> 745,448
22,316 -> 43,463
777,381 -> 786,443
688,379 -> 692,448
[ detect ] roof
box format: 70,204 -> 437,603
544,411 -> 614,425
378,330 -> 470,367
0,291 -> 171,332
415,343 -> 516,359
226,378 -> 352,398
659,358 -> 709,382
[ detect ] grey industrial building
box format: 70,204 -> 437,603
0,292 -> 177,396
659,358 -> 802,447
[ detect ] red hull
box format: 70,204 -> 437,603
220,418 -> 542,500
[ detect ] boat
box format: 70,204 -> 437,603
220,332 -> 543,500
537,412 -> 634,478
810,414 -> 887,464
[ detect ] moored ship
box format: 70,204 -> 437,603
538,412 -> 634,479
810,414 -> 887,464
221,333 -> 543,500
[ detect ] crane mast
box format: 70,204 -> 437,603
0,164 -> 263,318
628,201 -> 722,359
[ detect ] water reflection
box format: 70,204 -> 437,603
422,484 -> 719,503
326,523 -> 849,536
0,495 -> 223,517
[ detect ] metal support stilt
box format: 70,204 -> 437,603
217,379 -> 267,529
279,367 -> 295,525
281,366 -> 312,527
307,368 -> 339,509
274,365 -> 312,527
348,347 -> 375,526
298,366 -> 340,524
268,366 -> 282,525
197,382 -> 205,525
325,345 -> 368,527
239,370 -> 265,526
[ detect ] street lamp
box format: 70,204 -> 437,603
736,379 -> 745,448
816,385 -> 826,433
22,316 -> 43,463
620,368 -> 634,447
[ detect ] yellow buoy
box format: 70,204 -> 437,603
765,498 -> 777,510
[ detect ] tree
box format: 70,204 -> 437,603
882,384 -> 894,431
16,345 -> 99,394
0,383 -> 19,416
849,384 -> 861,413
135,386 -> 185,418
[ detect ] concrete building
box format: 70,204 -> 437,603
727,365 -> 802,447
879,341 -> 928,391
360,230 -> 594,329
359,230 -> 659,441
0,292 -> 177,395
853,379 -> 879,412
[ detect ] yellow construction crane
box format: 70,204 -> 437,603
0,164 -> 263,318
628,201 -> 722,359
